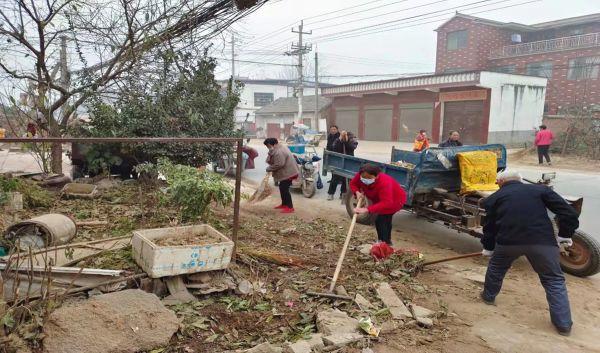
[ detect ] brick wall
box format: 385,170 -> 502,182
489,47 -> 600,115
436,17 -> 600,116
435,17 -> 512,73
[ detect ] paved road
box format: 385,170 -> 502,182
244,141 -> 600,241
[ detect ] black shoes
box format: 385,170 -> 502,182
480,291 -> 495,305
556,326 -> 571,337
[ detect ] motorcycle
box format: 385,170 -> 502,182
275,145 -> 321,198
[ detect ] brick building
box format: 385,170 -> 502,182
322,71 -> 547,145
435,13 -> 600,116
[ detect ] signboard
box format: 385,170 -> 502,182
439,90 -> 487,102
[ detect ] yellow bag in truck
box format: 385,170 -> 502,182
457,151 -> 499,194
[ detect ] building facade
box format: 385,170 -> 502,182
322,71 -> 547,145
219,79 -> 334,132
435,13 -> 600,116
255,95 -> 331,139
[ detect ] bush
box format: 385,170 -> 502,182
72,57 -> 243,172
136,159 -> 233,221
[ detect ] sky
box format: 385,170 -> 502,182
212,0 -> 600,84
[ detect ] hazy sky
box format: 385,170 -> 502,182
213,0 -> 600,83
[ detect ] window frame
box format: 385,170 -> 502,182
446,30 -> 468,51
493,65 -> 517,74
525,61 -> 553,78
567,56 -> 600,80
253,92 -> 275,107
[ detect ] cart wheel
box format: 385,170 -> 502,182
559,230 -> 600,277
344,192 -> 376,225
302,180 -> 316,198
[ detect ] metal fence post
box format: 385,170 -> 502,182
232,139 -> 244,260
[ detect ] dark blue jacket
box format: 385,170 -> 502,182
481,181 -> 579,250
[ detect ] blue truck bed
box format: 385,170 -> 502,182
322,144 -> 507,206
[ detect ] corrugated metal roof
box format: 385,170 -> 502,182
255,95 -> 331,115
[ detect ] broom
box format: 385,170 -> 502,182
248,172 -> 272,202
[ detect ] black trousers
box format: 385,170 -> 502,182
375,214 -> 394,245
328,174 -> 347,195
483,244 -> 572,329
278,179 -> 293,209
538,145 -> 551,164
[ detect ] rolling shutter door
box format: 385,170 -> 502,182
398,103 -> 434,142
335,107 -> 359,135
364,105 -> 393,141
443,101 -> 485,144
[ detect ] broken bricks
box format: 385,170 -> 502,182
375,282 -> 412,320
316,309 -> 360,336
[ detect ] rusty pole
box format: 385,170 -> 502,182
232,139 -> 244,259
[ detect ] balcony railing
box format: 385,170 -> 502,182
490,32 -> 600,59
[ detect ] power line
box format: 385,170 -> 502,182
310,0 -> 496,41
311,0 -> 448,31
312,0 -> 535,43
304,0 -> 392,21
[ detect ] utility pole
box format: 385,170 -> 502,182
231,34 -> 235,79
314,51 -> 319,131
287,20 -> 311,125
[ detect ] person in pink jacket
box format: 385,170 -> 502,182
535,125 -> 554,165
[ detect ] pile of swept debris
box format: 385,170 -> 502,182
1,173 -> 452,353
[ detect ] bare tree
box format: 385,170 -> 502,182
0,0 -> 269,173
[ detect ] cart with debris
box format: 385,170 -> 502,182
322,144 -> 600,277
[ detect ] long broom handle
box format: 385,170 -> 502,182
329,196 -> 364,293
422,252 -> 482,266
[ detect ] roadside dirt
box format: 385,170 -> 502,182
252,192 -> 600,353
509,150 -> 600,173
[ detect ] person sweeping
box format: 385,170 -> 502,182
264,138 -> 299,214
350,164 -> 406,245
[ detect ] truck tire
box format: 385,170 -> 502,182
344,191 -> 376,225
302,180 -> 316,198
559,230 -> 600,277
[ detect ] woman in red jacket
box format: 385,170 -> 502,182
350,164 -> 407,245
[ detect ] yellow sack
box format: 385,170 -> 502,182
457,151 -> 499,194
0,128 -> 5,139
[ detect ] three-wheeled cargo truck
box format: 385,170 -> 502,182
322,144 -> 600,277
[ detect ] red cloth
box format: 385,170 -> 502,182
242,146 -> 258,169
535,129 -> 554,146
349,172 -> 406,215
370,242 -> 395,260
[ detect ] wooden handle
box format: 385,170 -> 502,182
422,252 -> 482,267
329,197 -> 364,293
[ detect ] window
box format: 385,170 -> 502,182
568,56 -> 600,80
526,61 -> 553,78
254,92 -> 274,106
492,65 -> 516,74
447,30 -> 468,51
568,28 -> 584,36
444,68 -> 467,74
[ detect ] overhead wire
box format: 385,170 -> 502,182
312,0 -> 537,43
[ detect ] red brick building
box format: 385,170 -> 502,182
435,13 -> 600,116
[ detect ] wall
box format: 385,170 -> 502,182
328,91 -> 438,141
488,47 -> 600,115
480,71 -> 547,145
435,17 -> 512,74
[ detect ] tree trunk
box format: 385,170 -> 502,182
51,142 -> 63,174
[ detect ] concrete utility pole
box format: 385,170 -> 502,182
314,51 -> 319,131
288,20 -> 311,125
231,34 -> 235,79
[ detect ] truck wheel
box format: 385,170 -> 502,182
344,192 -> 376,225
559,230 -> 600,277
302,180 -> 316,198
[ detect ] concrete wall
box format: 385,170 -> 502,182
255,112 -> 317,131
480,72 -> 547,145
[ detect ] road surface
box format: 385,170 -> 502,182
243,140 -> 600,242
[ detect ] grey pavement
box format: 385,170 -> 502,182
244,140 -> 600,241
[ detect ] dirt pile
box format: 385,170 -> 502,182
43,289 -> 180,353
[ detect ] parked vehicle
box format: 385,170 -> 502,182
322,144 -> 600,277
277,144 -> 321,198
